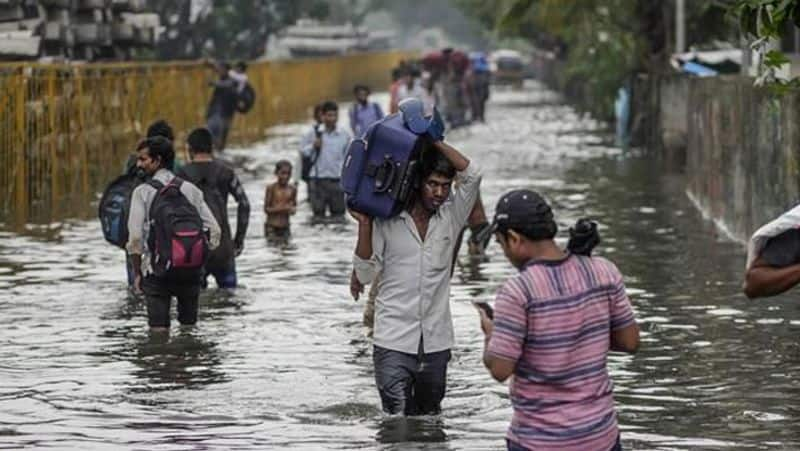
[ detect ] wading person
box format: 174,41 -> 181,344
350,140 -> 481,415
127,136 -> 221,330
264,160 -> 297,239
477,190 -> 639,451
206,61 -> 239,152
300,101 -> 351,222
744,205 -> 800,298
177,127 -> 250,289
349,84 -> 384,137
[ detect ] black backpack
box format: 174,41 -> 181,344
98,172 -> 141,249
236,82 -> 256,113
300,125 -> 322,182
147,178 -> 209,281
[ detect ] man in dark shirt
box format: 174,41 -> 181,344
744,228 -> 800,298
177,127 -> 250,289
206,62 -> 239,152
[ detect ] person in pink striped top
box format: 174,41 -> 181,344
477,189 -> 639,451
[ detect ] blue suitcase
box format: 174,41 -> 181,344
341,113 -> 424,218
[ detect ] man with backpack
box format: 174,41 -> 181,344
177,127 -> 250,289
349,85 -> 384,137
300,100 -> 351,222
127,136 -> 221,331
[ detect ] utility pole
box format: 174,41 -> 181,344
676,0 -> 686,54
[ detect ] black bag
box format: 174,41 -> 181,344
236,82 -> 256,113
98,173 -> 140,249
147,178 -> 209,281
300,125 -> 323,182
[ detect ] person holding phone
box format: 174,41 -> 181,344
477,189 -> 639,451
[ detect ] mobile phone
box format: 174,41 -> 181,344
473,301 -> 494,320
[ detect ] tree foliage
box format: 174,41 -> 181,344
456,0 -> 734,119
730,0 -> 800,87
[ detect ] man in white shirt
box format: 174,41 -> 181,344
127,136 -> 221,331
300,101 -> 352,221
351,140 -> 481,415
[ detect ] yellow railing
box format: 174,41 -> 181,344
0,51 -> 413,228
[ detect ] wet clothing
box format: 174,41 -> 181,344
207,78 -> 239,120
143,275 -> 200,327
349,101 -> 384,137
202,261 -> 237,290
177,160 -> 249,289
300,125 -> 351,180
507,436 -> 622,451
488,254 -> 636,451
760,229 -> 800,268
353,162 -> 482,355
126,169 -> 220,277
309,178 -> 346,218
264,224 -> 291,240
207,78 -> 239,151
373,344 -> 450,415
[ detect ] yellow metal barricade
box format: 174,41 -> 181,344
0,51 -> 414,228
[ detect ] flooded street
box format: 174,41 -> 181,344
2,82 -> 799,450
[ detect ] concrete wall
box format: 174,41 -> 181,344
686,76 -> 800,242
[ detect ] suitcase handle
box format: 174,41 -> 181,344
374,158 -> 396,194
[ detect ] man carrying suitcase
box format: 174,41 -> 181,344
350,139 -> 481,416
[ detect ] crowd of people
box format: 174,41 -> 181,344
104,53 -> 645,451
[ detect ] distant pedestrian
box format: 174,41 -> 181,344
177,127 -> 250,289
206,61 -> 239,152
349,85 -> 384,137
300,101 -> 351,222
388,67 -> 406,114
126,136 -> 221,331
477,190 -> 639,451
264,160 -> 297,240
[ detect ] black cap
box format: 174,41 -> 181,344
489,189 -> 557,240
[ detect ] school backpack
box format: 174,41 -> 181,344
147,178 -> 209,281
236,82 -> 256,114
98,172 -> 141,249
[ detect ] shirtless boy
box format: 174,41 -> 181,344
264,160 -> 297,238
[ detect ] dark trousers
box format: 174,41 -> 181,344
143,275 -> 200,327
507,435 -> 622,451
373,345 -> 451,416
207,114 -> 232,152
202,259 -> 237,289
309,178 -> 345,218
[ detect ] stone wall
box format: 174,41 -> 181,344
685,76 -> 800,242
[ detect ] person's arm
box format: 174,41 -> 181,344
228,172 -> 250,254
433,140 -> 482,225
289,185 -> 298,215
480,282 -> 526,382
374,102 -> 384,119
608,265 -> 640,353
126,187 -> 146,293
263,183 -> 272,215
300,128 -> 319,157
349,105 -> 357,136
743,257 -> 800,298
351,210 -> 383,286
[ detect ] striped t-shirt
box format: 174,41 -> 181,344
488,254 -> 636,451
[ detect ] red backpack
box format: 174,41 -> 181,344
147,178 -> 209,281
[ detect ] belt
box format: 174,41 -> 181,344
311,177 -> 341,182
